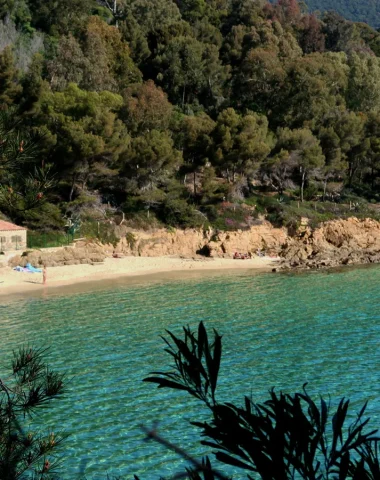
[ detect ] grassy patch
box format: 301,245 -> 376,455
27,231 -> 75,249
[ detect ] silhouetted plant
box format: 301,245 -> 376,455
144,322 -> 380,479
0,346 -> 66,479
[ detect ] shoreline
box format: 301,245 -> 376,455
0,255 -> 278,299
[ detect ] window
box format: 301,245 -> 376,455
11,236 -> 22,243
0,236 -> 5,244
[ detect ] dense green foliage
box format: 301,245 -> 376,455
2,0 -> 380,233
0,347 -> 65,479
304,0 -> 380,28
144,322 -> 380,479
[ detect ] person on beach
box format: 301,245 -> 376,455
42,266 -> 47,285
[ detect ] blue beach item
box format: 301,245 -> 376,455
13,266 -> 26,272
25,263 -> 42,273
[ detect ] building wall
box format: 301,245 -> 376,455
0,230 -> 27,251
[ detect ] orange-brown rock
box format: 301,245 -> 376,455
280,217 -> 380,269
10,217 -> 380,270
8,244 -> 106,268
113,222 -> 288,258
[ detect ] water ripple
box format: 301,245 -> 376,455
0,266 -> 379,478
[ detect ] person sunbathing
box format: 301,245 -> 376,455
234,252 -> 250,259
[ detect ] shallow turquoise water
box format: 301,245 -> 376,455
0,266 -> 379,479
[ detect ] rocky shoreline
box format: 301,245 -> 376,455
278,217 -> 380,270
6,217 -> 380,272
113,217 -> 380,272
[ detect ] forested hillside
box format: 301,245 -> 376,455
304,0 -> 380,28
1,0 -> 380,236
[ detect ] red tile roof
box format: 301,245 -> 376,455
0,220 -> 26,231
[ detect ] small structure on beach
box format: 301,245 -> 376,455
0,220 -> 27,251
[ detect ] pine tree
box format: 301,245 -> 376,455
0,108 -> 55,222
0,47 -> 22,106
0,346 -> 65,479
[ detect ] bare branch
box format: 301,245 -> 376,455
141,425 -> 229,480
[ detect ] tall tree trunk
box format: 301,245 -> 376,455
182,84 -> 186,108
69,174 -> 76,202
82,171 -> 89,191
323,178 -> 327,202
193,170 -> 197,196
114,0 -> 118,28
348,161 -> 355,187
300,170 -> 306,203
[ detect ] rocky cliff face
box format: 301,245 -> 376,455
280,217 -> 380,269
8,217 -> 380,270
114,222 -> 288,258
7,222 -> 287,268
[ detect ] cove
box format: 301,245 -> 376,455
0,266 -> 379,479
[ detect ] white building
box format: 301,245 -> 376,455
0,220 -> 27,251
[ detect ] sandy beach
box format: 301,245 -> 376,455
0,255 -> 278,298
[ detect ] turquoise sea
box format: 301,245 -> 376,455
0,266 -> 379,479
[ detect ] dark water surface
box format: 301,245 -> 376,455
0,266 -> 379,479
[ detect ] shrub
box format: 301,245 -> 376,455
23,202 -> 65,231
303,182 -> 320,201
207,203 -> 259,231
344,184 -> 380,203
159,199 -> 207,229
80,221 -> 119,247
126,232 -> 136,249
143,322 -> 380,480
124,212 -> 163,230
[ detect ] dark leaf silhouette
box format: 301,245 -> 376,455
144,322 -> 380,480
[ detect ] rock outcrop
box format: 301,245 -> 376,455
280,217 -> 380,269
113,222 -> 288,258
9,243 -> 106,268
7,222 -> 287,268
8,217 -> 380,271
